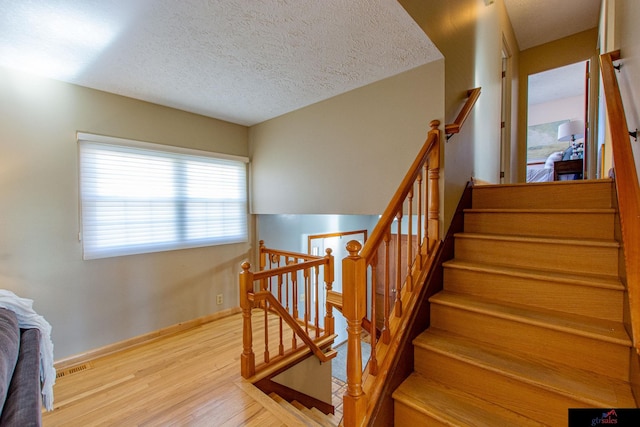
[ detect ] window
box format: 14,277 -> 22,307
78,133 -> 248,260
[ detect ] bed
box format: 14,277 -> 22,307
526,150 -> 569,183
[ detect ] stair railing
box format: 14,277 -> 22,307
239,242 -> 336,378
600,50 -> 640,355
342,120 -> 442,426
445,87 -> 481,140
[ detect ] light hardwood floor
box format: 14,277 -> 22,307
43,312 -> 344,426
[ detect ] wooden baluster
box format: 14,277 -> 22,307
263,296 -> 270,364
395,212 -> 403,317
428,120 -> 441,250
416,172 -> 423,266
324,248 -> 334,336
278,273 -> 284,356
382,232 -> 391,344
369,255 -> 379,375
407,187 -> 414,292
285,264 -> 290,314
424,163 -> 429,251
291,268 -> 298,350
304,267 -> 310,335
342,240 -> 367,427
240,262 -> 255,378
314,265 -> 320,338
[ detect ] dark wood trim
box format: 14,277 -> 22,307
254,376 -> 335,415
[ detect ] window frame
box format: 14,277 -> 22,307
77,132 -> 249,260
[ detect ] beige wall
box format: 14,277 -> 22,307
400,0 -> 520,229
249,62 -> 444,215
517,28 -> 599,181
598,0 -> 640,181
0,66 -> 251,359
612,0 -> 640,180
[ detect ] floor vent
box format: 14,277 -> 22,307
56,362 -> 92,379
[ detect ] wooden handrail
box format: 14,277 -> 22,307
600,50 -> 640,355
445,87 -> 481,139
342,120 -> 442,426
239,246 -> 335,378
249,291 -> 337,363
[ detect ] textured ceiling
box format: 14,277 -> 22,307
528,61 -> 587,105
0,0 -> 442,126
504,0 -> 601,50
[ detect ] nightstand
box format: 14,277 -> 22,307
554,159 -> 583,181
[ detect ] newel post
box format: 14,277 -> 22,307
324,248 -> 335,336
342,240 -> 367,426
240,262 -> 255,378
427,120 -> 441,247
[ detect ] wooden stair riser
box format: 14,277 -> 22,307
394,401 -> 449,427
472,181 -> 614,210
393,374 -> 547,427
429,304 -> 630,381
413,348 -> 604,426
443,266 -> 624,322
269,393 -> 324,427
464,211 -> 615,240
454,235 -> 619,276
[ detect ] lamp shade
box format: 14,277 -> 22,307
558,120 -> 584,141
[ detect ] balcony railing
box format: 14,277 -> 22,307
239,242 -> 336,379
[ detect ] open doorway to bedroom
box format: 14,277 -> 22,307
526,60 -> 589,183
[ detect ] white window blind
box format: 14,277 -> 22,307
78,133 -> 248,260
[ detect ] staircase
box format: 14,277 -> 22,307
393,180 -> 637,426
268,393 -> 341,426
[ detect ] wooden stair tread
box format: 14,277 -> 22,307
464,208 -> 616,214
455,232 -> 620,248
290,401 -> 338,427
443,259 -> 625,290
414,329 -> 636,407
472,179 -> 611,190
393,373 -> 545,427
429,291 -> 631,346
269,393 -> 323,426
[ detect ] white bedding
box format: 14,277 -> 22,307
526,168 -> 553,182
526,151 -> 564,183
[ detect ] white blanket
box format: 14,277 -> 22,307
0,290 -> 55,411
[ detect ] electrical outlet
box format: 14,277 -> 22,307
216,294 -> 223,305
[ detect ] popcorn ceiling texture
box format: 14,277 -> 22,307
0,0 -> 442,126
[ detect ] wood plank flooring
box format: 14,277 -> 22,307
43,312 -> 344,426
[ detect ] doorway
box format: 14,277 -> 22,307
526,61 -> 589,183
500,37 -> 513,184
